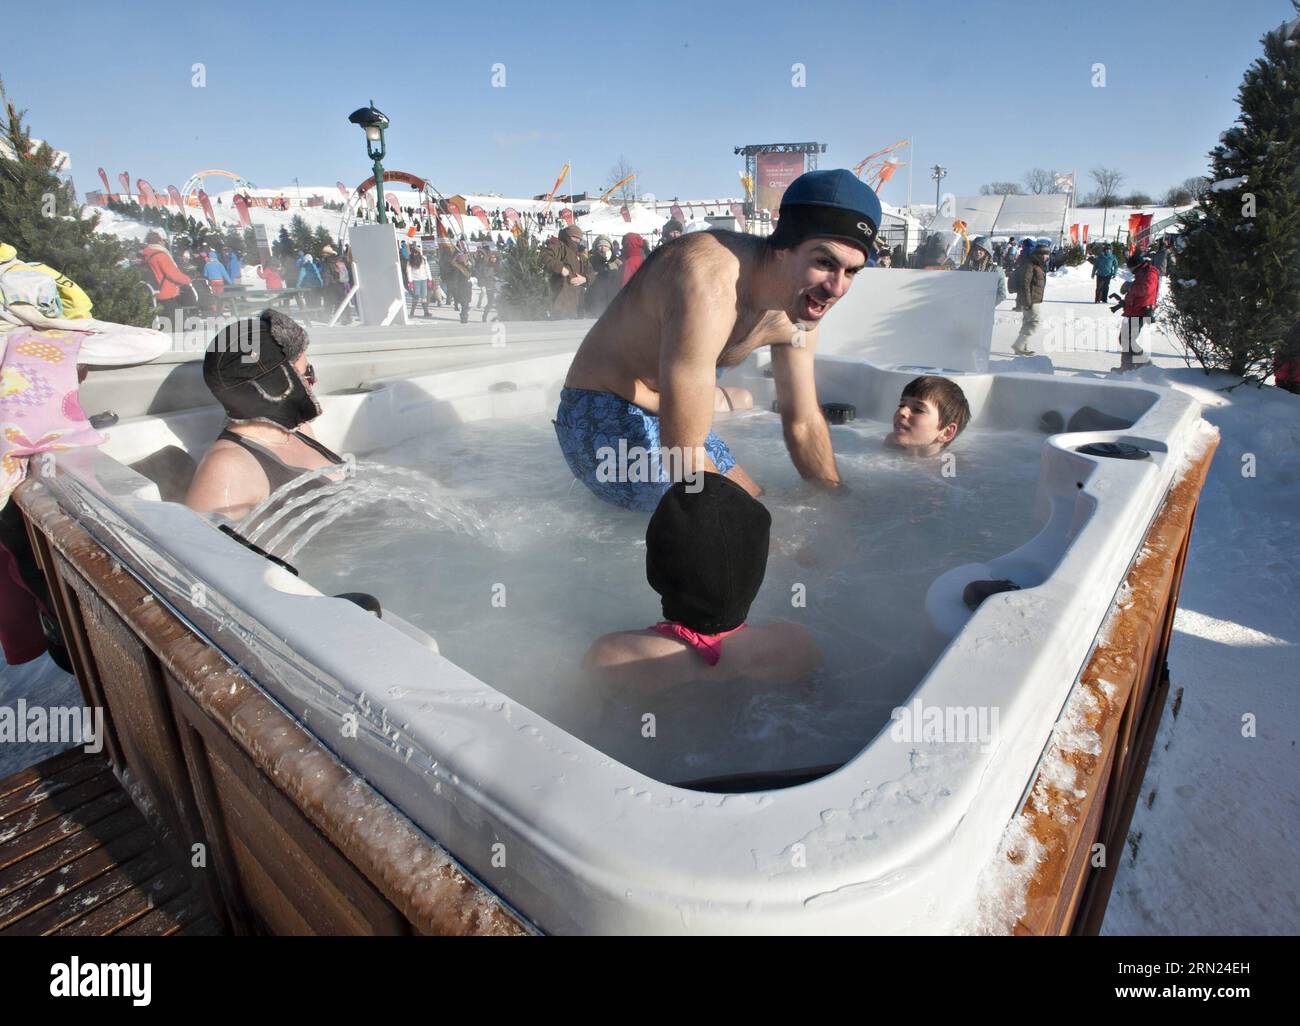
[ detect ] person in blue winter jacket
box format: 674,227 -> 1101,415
296,253 -> 324,309
203,250 -> 232,294
1091,245 -> 1119,304
224,247 -> 242,282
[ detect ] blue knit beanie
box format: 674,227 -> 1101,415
769,170 -> 882,256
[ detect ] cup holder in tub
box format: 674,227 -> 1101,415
1074,441 -> 1152,461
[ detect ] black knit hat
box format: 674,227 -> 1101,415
202,309 -> 319,428
645,473 -> 772,634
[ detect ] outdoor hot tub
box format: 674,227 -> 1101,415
16,317 -> 1217,935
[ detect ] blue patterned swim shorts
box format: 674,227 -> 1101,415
553,386 -> 737,512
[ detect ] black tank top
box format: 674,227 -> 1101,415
217,428 -> 345,493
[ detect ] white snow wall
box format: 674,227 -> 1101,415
814,267 -> 997,373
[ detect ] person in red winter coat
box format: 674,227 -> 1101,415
140,231 -> 192,322
257,262 -> 285,289
620,232 -> 646,287
1118,253 -> 1160,368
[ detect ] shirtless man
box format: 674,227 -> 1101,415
555,169 -> 882,511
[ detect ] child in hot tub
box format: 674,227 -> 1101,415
582,473 -> 819,689
885,375 -> 971,457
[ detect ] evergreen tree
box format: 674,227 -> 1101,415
222,226 -> 244,257
178,220 -> 219,259
1167,6 -> 1300,380
0,86 -> 152,326
311,224 -> 333,255
497,232 -> 551,320
274,226 -> 293,260
289,214 -> 314,256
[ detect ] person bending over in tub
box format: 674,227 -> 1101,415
557,169 -> 883,512
186,309 -> 346,521
582,474 -> 820,689
885,375 -> 970,458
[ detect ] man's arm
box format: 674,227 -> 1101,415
656,278 -> 734,480
771,332 -> 841,486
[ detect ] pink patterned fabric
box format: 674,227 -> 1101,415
1,327 -> 106,504
648,621 -> 748,666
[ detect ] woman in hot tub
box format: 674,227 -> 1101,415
186,310 -> 346,522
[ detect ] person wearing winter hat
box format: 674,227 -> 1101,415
186,309 -> 345,520
557,168 -> 880,511
581,474 -> 819,688
1010,240 -> 1048,355
540,224 -> 590,319
583,235 -> 622,318
1116,252 -> 1159,370
620,232 -> 647,286
203,249 -> 233,295
961,235 -> 1008,303
139,231 -> 194,323
658,218 -> 684,247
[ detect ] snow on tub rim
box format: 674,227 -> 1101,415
42,349 -> 1209,934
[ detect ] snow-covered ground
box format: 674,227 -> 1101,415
1,260 -> 1294,933
985,263 -> 1299,935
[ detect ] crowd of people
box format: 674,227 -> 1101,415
136,231 -> 355,323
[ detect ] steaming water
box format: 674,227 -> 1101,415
286,409 -> 1046,784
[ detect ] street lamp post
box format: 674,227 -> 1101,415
930,164 -> 947,216
348,100 -> 391,225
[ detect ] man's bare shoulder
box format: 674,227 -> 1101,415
647,232 -> 759,299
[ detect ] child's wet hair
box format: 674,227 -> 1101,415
901,375 -> 970,446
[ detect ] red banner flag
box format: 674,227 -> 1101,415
504,207 -> 519,225
730,202 -> 747,231
118,172 -> 132,198
471,205 -> 491,231
1127,213 -> 1143,248
233,193 -> 251,227
670,203 -> 684,224
137,180 -> 158,208
337,181 -> 350,200
560,207 -> 575,226
167,185 -> 184,211
620,205 -> 631,223
1069,223 -> 1079,244
97,167 -> 112,199
447,200 -> 464,234
198,189 -> 217,227
1082,225 -> 1089,243
1136,213 -> 1154,251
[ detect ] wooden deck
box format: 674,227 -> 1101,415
0,748 -> 223,936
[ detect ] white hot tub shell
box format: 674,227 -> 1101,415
42,330 -> 1211,934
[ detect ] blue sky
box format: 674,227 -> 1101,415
4,0 -> 1290,204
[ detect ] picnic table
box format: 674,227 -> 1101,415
213,285 -> 317,317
